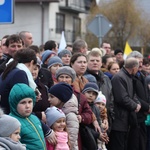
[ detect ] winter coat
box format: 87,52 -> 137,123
73,90 -> 93,124
33,78 -> 50,120
73,89 -> 93,150
0,68 -> 28,114
72,76 -> 88,92
9,90 -> 46,150
111,67 -> 138,131
133,72 -> 149,123
38,67 -> 54,89
62,94 -> 79,150
9,113 -> 46,150
0,54 -> 12,75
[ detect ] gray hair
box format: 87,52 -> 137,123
72,39 -> 87,54
127,51 -> 143,59
125,57 -> 139,69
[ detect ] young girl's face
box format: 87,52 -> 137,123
32,65 -> 39,80
95,102 -> 105,111
9,127 -> 21,142
49,64 -> 62,75
84,91 -> 97,103
48,94 -> 63,108
52,117 -> 66,132
17,98 -> 33,117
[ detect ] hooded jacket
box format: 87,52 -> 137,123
9,83 -> 46,150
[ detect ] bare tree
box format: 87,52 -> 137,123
135,18 -> 150,54
86,0 -> 142,49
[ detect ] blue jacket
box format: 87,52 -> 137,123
0,68 -> 28,114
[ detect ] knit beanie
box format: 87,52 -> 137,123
9,83 -> 36,112
55,66 -> 76,82
41,50 -> 56,63
94,91 -> 106,105
48,83 -> 73,103
84,74 -> 97,83
45,106 -> 66,127
82,82 -> 99,95
114,48 -> 123,55
47,56 -> 63,69
0,114 -> 21,137
58,49 -> 72,58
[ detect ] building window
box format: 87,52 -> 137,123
73,16 -> 81,41
56,13 -> 65,33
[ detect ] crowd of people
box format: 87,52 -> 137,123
0,31 -> 150,150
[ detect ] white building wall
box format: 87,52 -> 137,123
0,3 -> 42,45
0,1 -> 88,45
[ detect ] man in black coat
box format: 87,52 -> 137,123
108,57 -> 141,150
126,51 -> 150,150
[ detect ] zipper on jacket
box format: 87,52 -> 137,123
26,117 -> 46,150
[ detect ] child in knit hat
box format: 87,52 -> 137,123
41,50 -> 56,68
0,108 -> 26,150
45,106 -> 69,150
9,83 -> 46,150
47,56 -> 63,84
48,82 -> 79,150
82,83 -> 108,149
94,91 -> 109,150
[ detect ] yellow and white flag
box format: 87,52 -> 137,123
123,42 -> 132,60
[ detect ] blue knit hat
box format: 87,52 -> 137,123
49,82 -> 73,103
58,49 -> 72,58
47,56 -> 63,69
45,106 -> 65,127
82,82 -> 99,95
84,74 -> 97,83
9,83 -> 36,114
41,50 -> 56,63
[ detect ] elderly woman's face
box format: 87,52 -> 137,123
57,74 -> 72,85
71,56 -> 87,76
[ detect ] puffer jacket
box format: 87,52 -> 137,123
9,113 -> 46,150
62,94 -> 79,150
9,86 -> 46,150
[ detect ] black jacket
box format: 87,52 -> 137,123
133,72 -> 149,123
38,67 -> 53,89
111,67 -> 138,131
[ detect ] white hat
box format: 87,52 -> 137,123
94,91 -> 106,105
